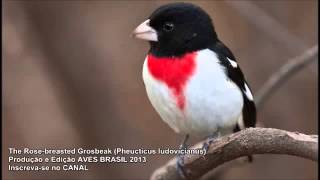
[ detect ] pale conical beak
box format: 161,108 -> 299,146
132,19 -> 158,42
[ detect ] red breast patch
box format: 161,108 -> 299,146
147,52 -> 197,110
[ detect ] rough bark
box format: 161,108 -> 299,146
151,128 -> 318,180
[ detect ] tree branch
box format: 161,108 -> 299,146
255,45 -> 318,108
151,128 -> 318,180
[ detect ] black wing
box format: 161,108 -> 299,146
209,41 -> 256,129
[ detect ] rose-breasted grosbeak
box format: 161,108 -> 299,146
133,2 -> 256,176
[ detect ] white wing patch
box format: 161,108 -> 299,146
227,57 -> 238,68
244,83 -> 254,101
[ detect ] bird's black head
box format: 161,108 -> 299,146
133,3 -> 218,57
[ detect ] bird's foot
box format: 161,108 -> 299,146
202,131 -> 220,153
201,140 -> 213,154
176,153 -> 187,179
176,134 -> 189,179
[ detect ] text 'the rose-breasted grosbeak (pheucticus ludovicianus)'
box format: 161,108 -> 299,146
133,2 -> 256,176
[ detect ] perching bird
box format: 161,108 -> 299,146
133,2 -> 256,176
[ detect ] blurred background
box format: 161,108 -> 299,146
2,0 -> 318,180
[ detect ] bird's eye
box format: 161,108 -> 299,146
163,22 -> 174,32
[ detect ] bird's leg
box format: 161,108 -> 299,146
202,130 -> 221,153
176,134 -> 189,179
179,134 -> 189,150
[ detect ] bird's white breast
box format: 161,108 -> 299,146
142,49 -> 243,137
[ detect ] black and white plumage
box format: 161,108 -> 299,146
211,41 -> 256,131
133,2 -> 256,163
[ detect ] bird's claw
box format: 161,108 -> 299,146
176,134 -> 189,179
176,154 -> 187,179
202,132 -> 219,154
202,141 -> 210,153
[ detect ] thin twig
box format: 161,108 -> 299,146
255,45 -> 318,108
151,128 -> 318,180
